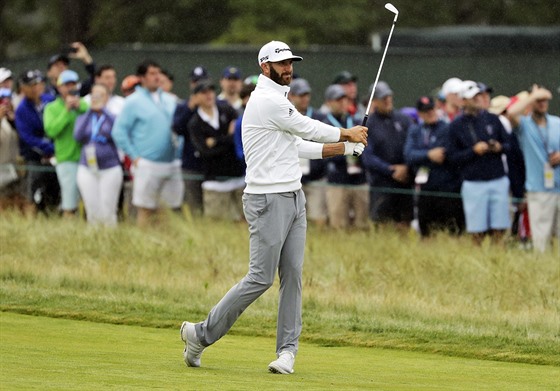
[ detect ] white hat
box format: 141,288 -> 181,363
0,68 -> 13,83
258,41 -> 303,65
461,80 -> 482,99
441,77 -> 463,96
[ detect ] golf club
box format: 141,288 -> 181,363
361,3 -> 399,127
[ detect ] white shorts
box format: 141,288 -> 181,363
132,158 -> 184,209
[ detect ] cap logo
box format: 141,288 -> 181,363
275,48 -> 291,54
259,55 -> 269,63
421,97 -> 429,104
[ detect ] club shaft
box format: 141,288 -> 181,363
363,20 -> 397,121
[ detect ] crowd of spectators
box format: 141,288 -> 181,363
1,43 -> 558,252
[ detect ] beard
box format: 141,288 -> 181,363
269,65 -> 292,86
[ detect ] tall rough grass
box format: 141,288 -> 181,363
0,212 -> 558,365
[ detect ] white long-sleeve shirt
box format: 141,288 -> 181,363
242,74 -> 341,194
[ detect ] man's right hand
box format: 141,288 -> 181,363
65,95 -> 80,110
473,141 -> 489,156
390,164 -> 408,183
340,126 -> 368,146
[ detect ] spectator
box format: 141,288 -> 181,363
113,60 -> 183,227
439,77 -> 463,123
288,78 -> 328,227
84,65 -> 125,117
508,85 -> 560,252
160,69 -> 180,102
218,66 -> 243,113
489,94 -> 527,239
321,85 -> 369,230
14,70 -> 59,215
362,81 -> 413,229
45,42 -> 95,97
44,70 -> 88,218
332,71 -> 365,118
188,80 -> 245,221
0,87 -> 25,211
404,96 -> 464,236
447,81 -> 511,245
172,66 -> 209,216
121,75 -> 141,97
233,81 -> 257,161
74,84 -> 123,226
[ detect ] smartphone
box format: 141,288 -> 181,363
62,46 -> 78,55
69,89 -> 81,97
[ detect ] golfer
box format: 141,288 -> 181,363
181,40 -> 368,374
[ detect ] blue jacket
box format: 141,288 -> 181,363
14,94 -> 55,161
404,120 -> 461,193
362,110 -> 412,187
321,112 -> 366,185
447,110 -> 510,182
113,86 -> 177,162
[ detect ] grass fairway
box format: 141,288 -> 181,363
1,313 -> 558,391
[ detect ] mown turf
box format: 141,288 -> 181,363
1,312 -> 558,391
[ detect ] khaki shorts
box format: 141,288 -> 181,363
132,158 -> 184,209
326,185 -> 369,229
303,181 -> 327,222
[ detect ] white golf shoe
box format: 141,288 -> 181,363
180,321 -> 205,367
268,351 -> 295,374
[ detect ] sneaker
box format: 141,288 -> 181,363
180,321 -> 205,367
268,351 -> 295,374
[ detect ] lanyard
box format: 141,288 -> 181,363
306,107 -> 314,118
326,113 -> 353,129
534,116 -> 550,154
421,125 -> 434,147
91,113 -> 107,143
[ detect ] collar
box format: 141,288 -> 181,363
257,74 -> 290,98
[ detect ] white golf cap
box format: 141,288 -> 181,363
460,80 -> 482,99
0,68 -> 13,83
258,41 -> 303,65
441,77 -> 463,96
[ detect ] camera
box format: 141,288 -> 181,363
69,89 -> 81,97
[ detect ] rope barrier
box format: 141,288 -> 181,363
1,162 -> 528,203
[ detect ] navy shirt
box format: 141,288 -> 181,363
404,120 -> 461,193
447,110 -> 510,182
362,110 -> 412,187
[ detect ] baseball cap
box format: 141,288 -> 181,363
57,70 -> 79,86
416,96 -> 435,112
324,84 -> 347,101
333,71 -> 357,85
290,78 -> 311,96
258,41 -> 303,65
190,66 -> 209,82
460,80 -> 482,99
477,82 -> 494,94
441,77 -> 463,96
121,75 -> 140,91
48,54 -> 70,69
0,68 -> 13,83
373,81 -> 393,99
193,80 -> 216,94
222,66 -> 241,80
489,95 -> 510,115
19,69 -> 45,85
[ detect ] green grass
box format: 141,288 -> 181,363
2,312 -> 559,391
0,212 -> 559,367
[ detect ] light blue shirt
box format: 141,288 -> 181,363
517,114 -> 560,192
113,86 -> 177,162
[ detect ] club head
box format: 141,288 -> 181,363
384,3 -> 399,21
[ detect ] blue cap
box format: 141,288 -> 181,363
222,66 -> 241,80
57,70 -> 79,86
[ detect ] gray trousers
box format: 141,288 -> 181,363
195,190 -> 307,356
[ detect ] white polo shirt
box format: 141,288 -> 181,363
242,74 -> 341,194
